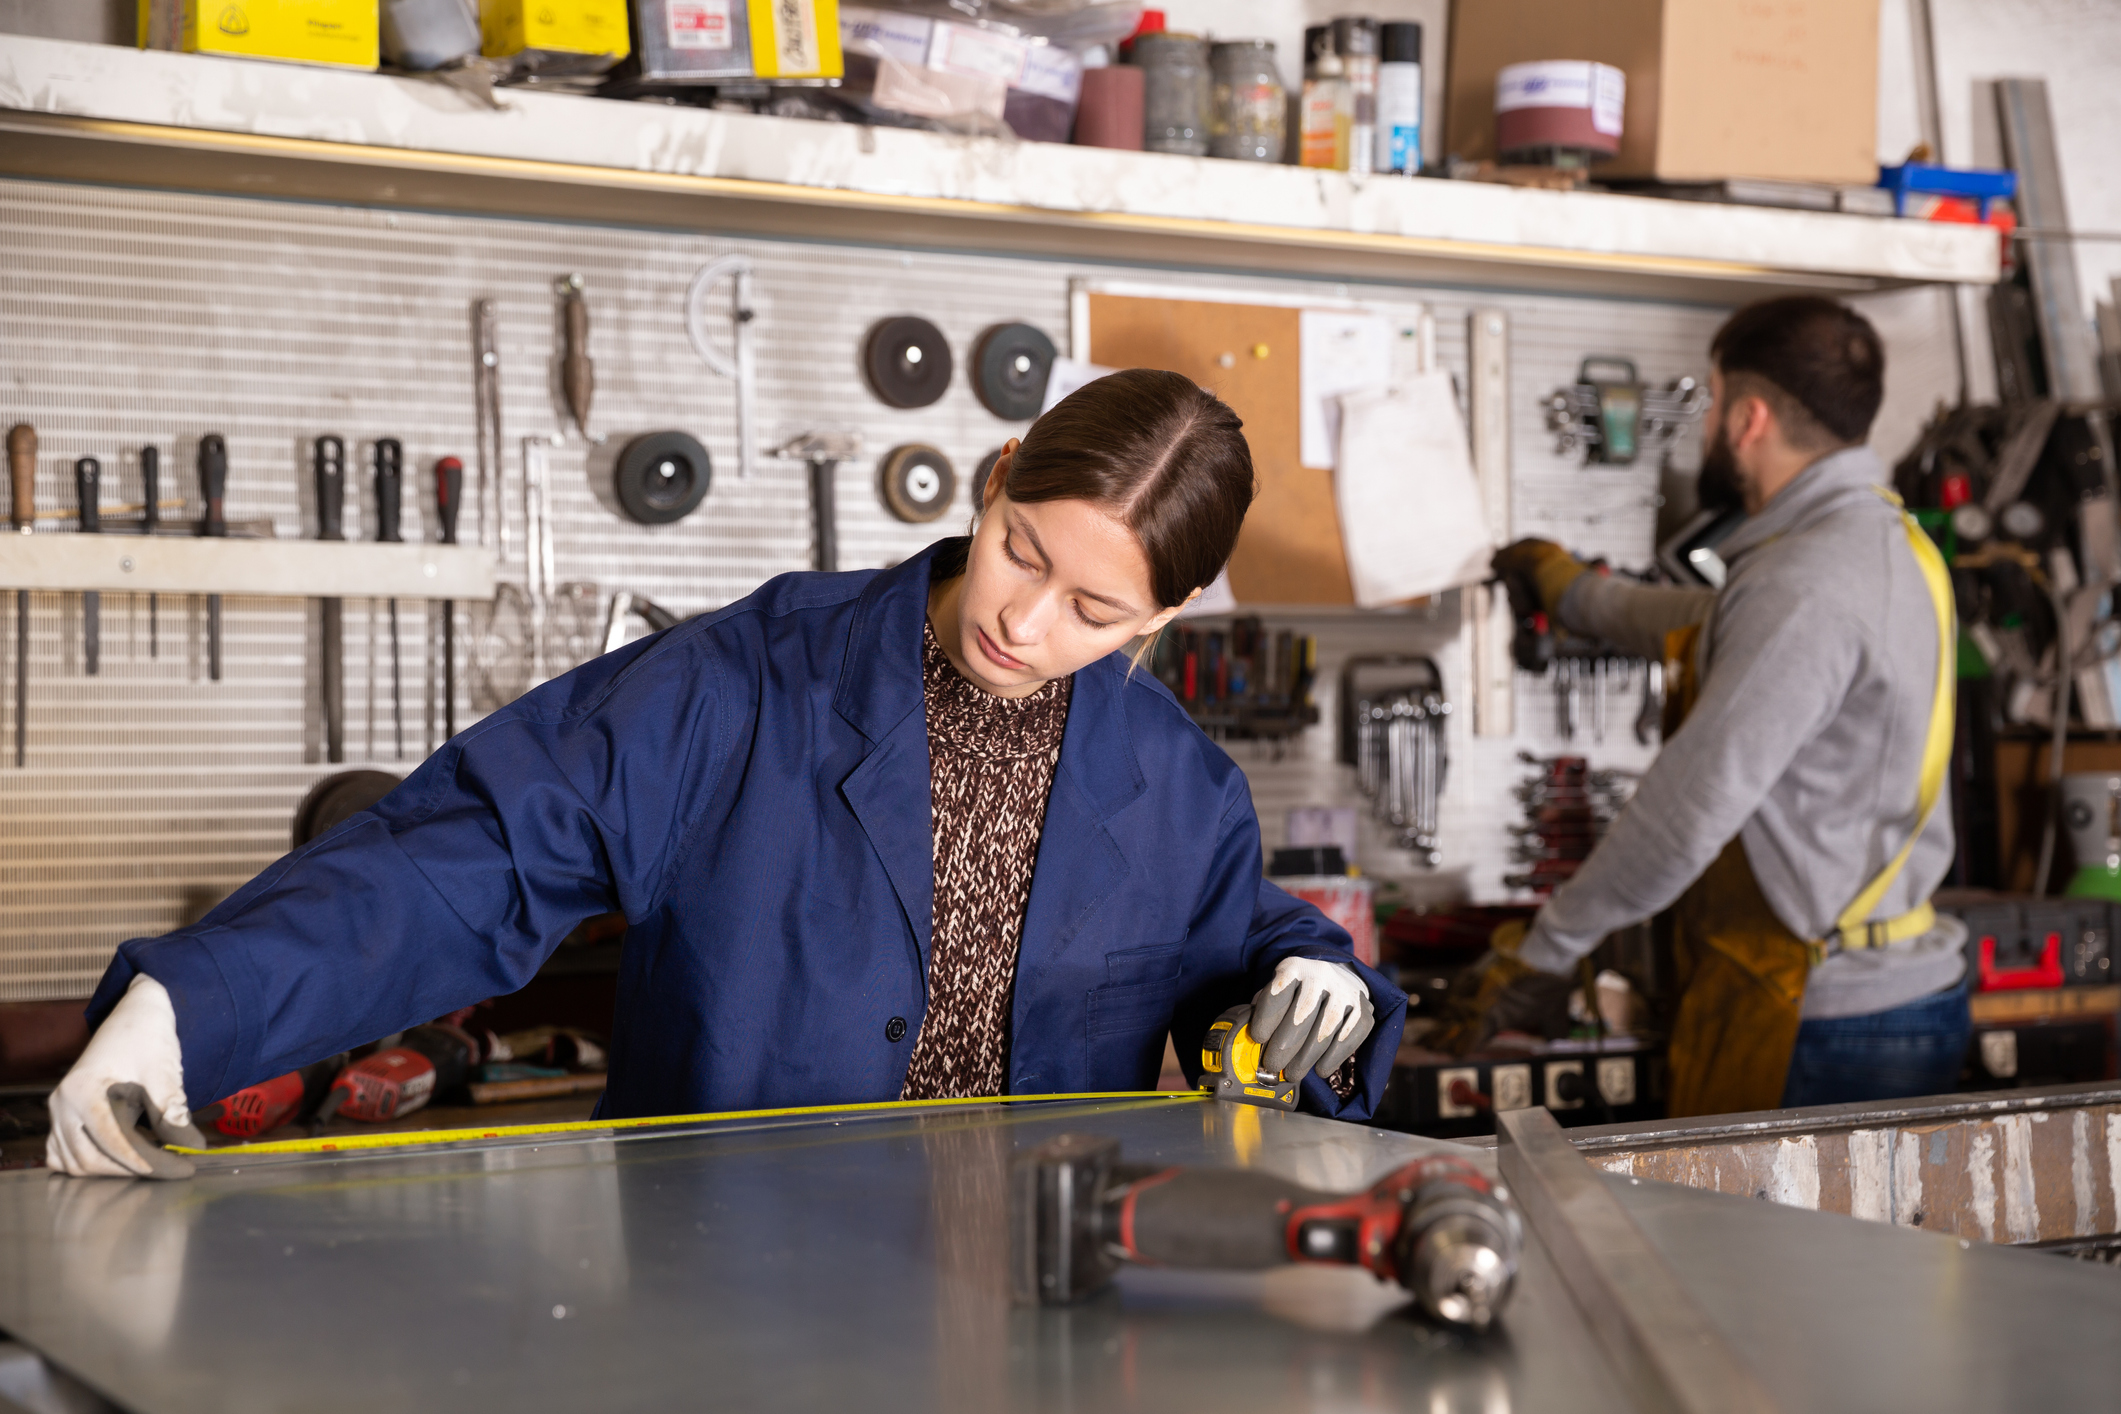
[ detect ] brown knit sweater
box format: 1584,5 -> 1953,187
900,620 -> 1073,1100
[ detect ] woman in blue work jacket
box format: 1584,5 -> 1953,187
49,370 -> 1406,1178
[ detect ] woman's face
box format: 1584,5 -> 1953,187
935,441 -> 1192,698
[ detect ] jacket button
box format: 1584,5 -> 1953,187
886,1017 -> 908,1042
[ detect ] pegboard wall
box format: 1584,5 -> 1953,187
0,175 -> 1724,1000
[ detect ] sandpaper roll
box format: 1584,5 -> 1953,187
878,444 -> 957,524
1074,64 -> 1145,150
971,322 -> 1058,421
862,316 -> 954,410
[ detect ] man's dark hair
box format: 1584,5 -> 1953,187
1709,296 -> 1884,449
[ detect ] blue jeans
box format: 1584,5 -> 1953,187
1779,972 -> 1973,1108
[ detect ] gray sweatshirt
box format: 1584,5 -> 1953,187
1517,445 -> 1967,1020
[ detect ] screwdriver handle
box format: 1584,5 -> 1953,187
314,435 -> 345,542
140,447 -> 160,535
74,457 -> 101,535
373,438 -> 403,544
198,434 -> 227,538
434,456 -> 463,547
7,423 -> 32,530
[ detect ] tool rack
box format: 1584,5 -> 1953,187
0,535 -> 494,600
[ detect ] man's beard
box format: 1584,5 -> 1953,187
1696,415 -> 1746,514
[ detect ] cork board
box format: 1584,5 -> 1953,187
1085,293 -> 1355,605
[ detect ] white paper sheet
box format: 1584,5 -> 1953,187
1039,355 -> 1116,415
1299,310 -> 1392,469
1333,374 -> 1497,608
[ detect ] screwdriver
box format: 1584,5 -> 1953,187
435,456 -> 463,740
315,436 -> 346,764
198,435 -> 228,683
374,438 -> 404,761
7,423 -> 32,767
74,457 -> 100,676
140,445 -> 159,659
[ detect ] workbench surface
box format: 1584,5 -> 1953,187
2,1094 -> 2117,1412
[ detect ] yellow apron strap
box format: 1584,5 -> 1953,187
1828,488 -> 1955,947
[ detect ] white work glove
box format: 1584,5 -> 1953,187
1249,956 -> 1376,1084
45,975 -> 203,1180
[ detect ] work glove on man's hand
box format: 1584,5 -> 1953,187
1426,920 -> 1574,1058
1249,956 -> 1376,1084
1490,539 -> 1592,619
45,975 -> 203,1180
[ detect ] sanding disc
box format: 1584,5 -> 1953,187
974,446 -> 1006,506
862,316 -> 954,409
878,444 -> 957,523
971,322 -> 1057,421
615,430 -> 712,525
293,769 -> 403,848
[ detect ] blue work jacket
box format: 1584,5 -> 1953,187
89,540 -> 1407,1121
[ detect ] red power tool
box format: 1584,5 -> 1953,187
194,1055 -> 347,1139
314,1025 -> 480,1126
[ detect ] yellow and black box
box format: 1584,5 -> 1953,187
745,0 -> 839,81
140,0 -> 380,71
480,0 -> 632,61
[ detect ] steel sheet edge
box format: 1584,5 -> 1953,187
3,1096 -> 2118,1413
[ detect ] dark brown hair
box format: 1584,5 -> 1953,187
1710,296 -> 1885,449
1002,369 -> 1255,608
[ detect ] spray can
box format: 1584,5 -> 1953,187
1298,25 -> 1346,170
1332,16 -> 1379,175
1378,21 -> 1422,175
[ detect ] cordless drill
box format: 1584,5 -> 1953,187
313,1024 -> 480,1127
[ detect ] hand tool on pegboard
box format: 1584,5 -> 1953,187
685,254 -> 757,480
472,299 -> 504,559
1012,1132 -> 1522,1330
555,273 -> 599,442
140,445 -> 160,659
73,456 -> 100,675
7,423 -> 32,766
435,455 -> 463,738
374,438 -> 405,760
771,432 -> 863,573
314,435 -> 347,762
196,434 -> 228,683
522,434 -> 558,687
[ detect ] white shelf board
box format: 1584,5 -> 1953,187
0,35 -> 2001,303
0,533 -> 496,599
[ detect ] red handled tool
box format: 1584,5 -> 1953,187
194,1055 -> 346,1139
313,1025 -> 478,1126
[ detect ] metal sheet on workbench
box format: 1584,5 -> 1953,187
5,1097 -> 2121,1414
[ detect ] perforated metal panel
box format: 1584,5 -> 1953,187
0,176 -> 1725,999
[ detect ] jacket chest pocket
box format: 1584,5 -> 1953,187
1084,943 -> 1185,1037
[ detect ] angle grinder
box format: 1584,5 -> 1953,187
1011,1132 -> 1524,1331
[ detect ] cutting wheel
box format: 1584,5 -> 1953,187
615,430 -> 712,525
971,322 -> 1057,420
878,444 -> 957,524
862,315 -> 954,409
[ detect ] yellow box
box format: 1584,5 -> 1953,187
144,0 -> 380,71
747,0 -> 840,81
480,0 -> 631,60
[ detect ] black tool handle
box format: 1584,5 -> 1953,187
197,435 -> 228,538
74,457 -> 100,534
434,456 -> 463,546
140,446 -> 159,535
7,424 -> 33,530
314,436 -> 346,542
373,439 -> 403,544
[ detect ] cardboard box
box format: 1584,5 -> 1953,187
1445,0 -> 1879,184
140,0 -> 380,70
481,0 -> 631,60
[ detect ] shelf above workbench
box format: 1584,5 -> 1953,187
0,35 -> 2002,304
0,533 -> 495,599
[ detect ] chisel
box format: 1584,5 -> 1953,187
373,438 -> 404,761
315,435 -> 346,764
7,423 -> 32,767
197,434 -> 227,682
73,457 -> 100,675
140,445 -> 159,658
434,455 -> 463,740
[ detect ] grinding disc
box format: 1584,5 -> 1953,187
862,316 -> 954,409
878,444 -> 957,524
615,430 -> 712,525
974,446 -> 1006,506
293,769 -> 403,848
971,322 -> 1057,420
